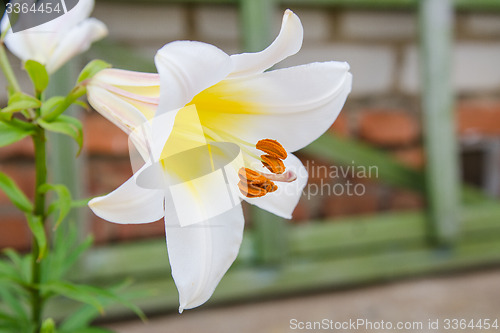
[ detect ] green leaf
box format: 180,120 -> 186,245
0,120 -> 34,147
38,115 -> 83,155
2,249 -> 33,284
2,249 -> 24,269
0,259 -> 25,285
0,310 -> 18,325
59,281 -> 145,332
39,184 -> 72,229
2,92 -> 41,117
41,281 -> 105,314
58,236 -> 93,279
42,85 -> 87,121
26,215 -> 47,261
40,96 -> 65,119
59,304 -> 101,331
40,318 -> 56,333
40,97 -> 89,120
43,280 -> 146,322
0,286 -> 29,322
77,60 -> 111,84
44,221 -> 93,282
0,171 -> 33,212
24,60 -> 49,93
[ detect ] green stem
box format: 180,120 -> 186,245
31,128 -> 47,332
0,42 -> 21,92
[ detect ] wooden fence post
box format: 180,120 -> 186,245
420,0 -> 461,245
239,0 -> 289,265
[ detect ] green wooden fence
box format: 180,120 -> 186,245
45,0 -> 500,318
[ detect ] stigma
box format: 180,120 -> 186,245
237,139 -> 296,198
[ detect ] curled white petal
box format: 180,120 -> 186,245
154,41 -> 233,113
229,9 -> 303,78
89,171 -> 165,224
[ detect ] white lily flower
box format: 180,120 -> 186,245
87,10 -> 352,312
1,0 -> 107,73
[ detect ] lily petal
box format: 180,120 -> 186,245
46,18 -> 107,73
87,84 -> 151,136
244,154 -> 307,219
154,41 -> 233,113
89,170 -> 165,224
90,68 -> 160,90
164,199 -> 244,312
197,61 -> 352,153
229,9 -> 303,78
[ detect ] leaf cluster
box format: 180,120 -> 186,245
0,58 -> 143,332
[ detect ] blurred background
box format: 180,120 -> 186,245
1,0 -> 500,332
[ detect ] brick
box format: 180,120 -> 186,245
301,157 -> 334,186
0,163 -> 36,204
388,189 -> 424,211
90,214 -> 122,244
194,5 -> 240,42
340,10 -> 416,40
401,43 -> 500,94
392,146 -> 425,170
329,112 -> 350,137
458,100 -> 500,137
83,114 -> 129,156
0,211 -> 32,250
0,136 -> 34,159
358,110 -> 420,147
279,44 -> 396,96
463,13 -> 500,38
93,3 -> 186,43
90,215 -> 164,244
320,179 -> 379,217
291,199 -> 313,223
87,158 -> 132,196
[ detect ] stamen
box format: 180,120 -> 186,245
238,167 -> 268,185
260,170 -> 297,183
261,154 -> 285,174
237,167 -> 295,198
256,139 -> 287,160
264,181 -> 278,193
237,180 -> 268,198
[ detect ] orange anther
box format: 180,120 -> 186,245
237,180 -> 267,198
238,167 -> 267,185
256,139 -> 287,160
261,154 -> 286,174
237,167 -> 279,198
262,179 -> 277,193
